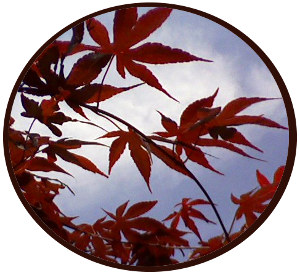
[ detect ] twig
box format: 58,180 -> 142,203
63,222 -> 204,250
33,174 -> 75,196
96,55 -> 115,109
21,118 -> 37,162
81,104 -> 230,242
228,211 -> 237,235
97,113 -> 123,131
149,135 -> 219,160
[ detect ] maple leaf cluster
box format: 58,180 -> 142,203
189,166 -> 285,260
7,6 -> 288,267
231,166 -> 285,227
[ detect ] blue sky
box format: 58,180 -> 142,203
11,7 -> 289,257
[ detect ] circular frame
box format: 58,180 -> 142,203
3,2 -> 297,272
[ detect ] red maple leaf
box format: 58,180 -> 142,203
42,138 -> 108,177
21,43 -> 140,119
153,89 -> 287,172
102,200 -> 159,242
231,166 -> 285,227
100,129 -> 152,191
163,198 -> 215,240
86,7 -> 211,100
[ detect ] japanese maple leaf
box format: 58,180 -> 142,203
100,129 -> 152,191
155,110 -> 223,174
86,7 -> 211,100
8,122 -> 50,167
129,226 -> 189,266
14,156 -> 71,177
163,198 -> 215,240
189,236 -> 225,259
102,200 -> 160,242
205,96 -> 288,138
231,166 -> 284,227
21,43 -> 140,118
102,200 -> 188,264
154,89 -> 287,162
42,138 -> 108,177
253,166 -> 284,202
21,94 -> 72,137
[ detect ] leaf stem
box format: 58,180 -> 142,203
96,55 -> 115,109
97,113 -> 123,131
21,118 -> 37,162
228,211 -> 237,235
81,104 -> 230,242
149,135 -> 219,159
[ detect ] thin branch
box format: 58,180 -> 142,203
33,174 -> 75,196
70,118 -> 108,132
96,55 -> 115,109
228,211 -> 237,235
149,135 -> 219,159
97,113 -> 123,131
21,118 -> 37,162
63,222 -> 204,250
81,104 -> 230,242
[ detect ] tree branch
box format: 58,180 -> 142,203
63,222 -> 206,251
81,104 -> 230,242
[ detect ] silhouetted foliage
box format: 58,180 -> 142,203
9,7 -> 287,266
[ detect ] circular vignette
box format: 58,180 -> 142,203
3,2 -> 297,272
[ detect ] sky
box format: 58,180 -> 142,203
10,7 -> 289,258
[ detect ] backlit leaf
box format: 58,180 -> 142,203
66,52 -> 112,86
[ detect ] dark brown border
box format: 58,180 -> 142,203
3,2 -> 297,272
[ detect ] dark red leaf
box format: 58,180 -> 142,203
68,22 -> 85,55
184,147 -> 223,175
189,208 -> 215,223
180,89 -> 219,128
113,8 -> 138,49
149,144 -> 190,177
256,170 -> 271,187
109,135 -> 128,173
86,18 -> 111,50
98,130 -> 124,139
171,213 -> 181,229
225,130 -> 263,152
124,58 -> 177,101
81,83 -> 143,103
218,97 -> 275,119
54,138 -> 106,149
65,100 -> 88,119
196,138 -> 260,160
45,146 -> 108,177
66,52 -> 112,86
127,217 -> 165,232
188,199 -> 211,206
128,133 -> 152,191
116,201 -> 129,218
163,212 -> 178,222
273,166 -> 284,184
23,68 -> 46,89
51,40 -> 100,57
21,93 -> 40,118
116,55 -> 126,78
217,115 -> 288,129
182,214 -> 201,239
25,157 -> 70,175
157,111 -> 178,134
129,43 -> 212,64
125,201 -> 157,219
128,8 -> 172,47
